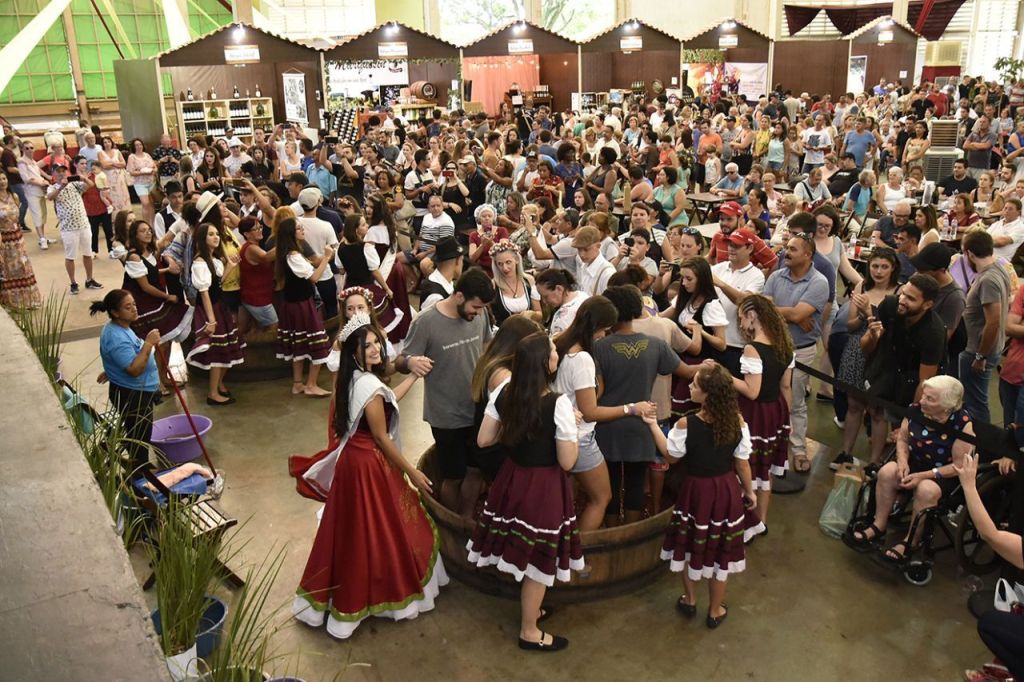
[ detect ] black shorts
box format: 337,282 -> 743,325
220,289 -> 241,312
432,426 -> 478,480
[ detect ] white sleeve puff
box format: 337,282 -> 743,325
212,258 -> 224,277
364,242 -> 381,270
190,260 -> 212,292
124,259 -> 148,279
666,427 -> 687,460
553,394 -> 578,442
325,347 -> 340,373
287,251 -> 315,279
787,355 -> 796,370
739,355 -> 764,376
484,384 -> 504,422
733,424 -> 752,460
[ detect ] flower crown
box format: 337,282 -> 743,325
488,238 -> 518,258
338,286 -> 375,305
339,311 -> 372,343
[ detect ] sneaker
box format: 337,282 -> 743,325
830,451 -> 854,471
833,416 -> 845,429
21,225 -> 30,232
46,238 -> 56,244
85,279 -> 103,290
39,237 -> 48,250
69,282 -> 79,295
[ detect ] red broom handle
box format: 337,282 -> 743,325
152,343 -> 217,476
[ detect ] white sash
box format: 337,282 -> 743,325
302,370 -> 401,497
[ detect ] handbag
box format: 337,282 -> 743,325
994,578 -> 1024,613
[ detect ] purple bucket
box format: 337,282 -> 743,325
151,414 -> 213,463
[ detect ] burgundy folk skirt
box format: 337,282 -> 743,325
185,301 -> 245,369
737,394 -> 791,490
671,355 -> 707,417
276,298 -> 331,364
661,472 -> 747,581
466,459 -> 584,587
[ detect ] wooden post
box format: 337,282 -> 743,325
61,5 -> 91,121
233,0 -> 254,24
577,45 -> 583,104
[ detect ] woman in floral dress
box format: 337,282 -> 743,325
0,171 -> 41,309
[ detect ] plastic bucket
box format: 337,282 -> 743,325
152,595 -> 228,659
151,414 -> 213,463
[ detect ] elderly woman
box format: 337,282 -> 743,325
850,376 -> 975,561
468,203 -> 509,273
876,166 -> 908,213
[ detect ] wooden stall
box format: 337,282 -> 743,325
846,17 -> 921,90
579,19 -> 683,101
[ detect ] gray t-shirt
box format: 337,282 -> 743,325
965,131 -> 998,170
963,263 -> 1010,356
402,306 -> 493,428
933,280 -> 966,335
593,332 -> 679,462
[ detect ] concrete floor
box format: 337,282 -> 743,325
21,220 -> 997,680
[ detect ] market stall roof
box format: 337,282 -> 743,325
460,20 -> 578,57
324,21 -> 461,61
681,18 -> 772,50
580,18 -> 682,53
155,22 -> 321,66
844,15 -> 922,44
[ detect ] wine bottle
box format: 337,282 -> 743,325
186,87 -> 194,101
254,84 -> 262,97
233,85 -> 240,99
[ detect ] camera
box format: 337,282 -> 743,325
624,237 -> 635,247
443,170 -> 455,178
325,135 -> 339,144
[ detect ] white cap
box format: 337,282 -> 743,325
298,187 -> 322,210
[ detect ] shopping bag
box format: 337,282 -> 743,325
168,341 -> 188,385
819,467 -> 862,539
994,578 -> 1024,613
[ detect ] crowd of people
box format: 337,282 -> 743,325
3,72 -> 1023,675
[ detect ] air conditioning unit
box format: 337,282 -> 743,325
929,119 -> 962,150
922,150 -> 962,182
924,40 -> 963,66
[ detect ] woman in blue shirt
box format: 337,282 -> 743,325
91,289 -> 161,478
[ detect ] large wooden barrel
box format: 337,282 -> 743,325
418,447 -> 672,604
409,81 -> 437,101
182,315 -> 341,382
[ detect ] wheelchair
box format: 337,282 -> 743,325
842,421 -> 1018,586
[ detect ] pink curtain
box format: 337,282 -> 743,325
463,56 -> 540,115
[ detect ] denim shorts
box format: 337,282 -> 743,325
241,301 -> 278,327
572,430 -> 605,473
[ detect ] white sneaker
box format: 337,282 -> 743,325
38,237 -> 48,250
833,416 -> 845,429
46,238 -> 57,244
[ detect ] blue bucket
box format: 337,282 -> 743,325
151,595 -> 228,658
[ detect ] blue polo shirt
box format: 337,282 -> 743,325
763,265 -> 830,348
100,322 -> 159,392
843,130 -> 875,167
307,164 -> 338,200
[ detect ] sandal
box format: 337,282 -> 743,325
851,523 -> 885,545
882,540 -> 913,563
793,455 -> 812,473
676,596 -> 697,618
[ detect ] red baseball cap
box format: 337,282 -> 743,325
726,228 -> 758,246
719,201 -> 743,217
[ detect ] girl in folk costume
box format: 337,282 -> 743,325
121,219 -> 193,395
468,332 -> 583,652
274,215 -> 333,397
645,364 -> 756,630
732,294 -> 794,535
489,239 -> 542,326
185,223 -> 246,405
335,212 -> 407,346
291,313 -> 446,640
363,193 -> 413,344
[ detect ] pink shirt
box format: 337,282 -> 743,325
1000,285 -> 1024,385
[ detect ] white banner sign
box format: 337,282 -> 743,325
378,41 -> 408,58
620,36 -> 643,51
724,62 -> 768,100
719,34 -> 738,48
327,61 -> 409,98
508,39 -> 534,54
224,44 -> 260,64
282,72 -> 308,124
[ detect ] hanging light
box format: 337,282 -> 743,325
880,17 -> 895,28
721,20 -> 737,30
233,23 -> 246,42
386,21 -> 399,35
629,20 -> 640,30
515,21 -> 526,34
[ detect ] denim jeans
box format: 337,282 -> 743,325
800,162 -> 823,175
998,378 -> 1024,447
10,182 -> 28,227
958,351 -> 996,425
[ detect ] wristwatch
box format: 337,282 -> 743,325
932,467 -> 942,480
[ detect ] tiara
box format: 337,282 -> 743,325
489,238 -> 518,257
338,286 -> 375,305
339,312 -> 372,343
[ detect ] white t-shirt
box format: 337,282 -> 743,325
552,351 -> 597,435
549,292 -> 589,337
298,215 -> 338,282
404,168 -> 437,217
418,212 -> 455,248
801,127 -> 833,166
485,390 -> 577,443
711,261 -> 766,347
576,255 -> 615,296
990,218 -> 1024,259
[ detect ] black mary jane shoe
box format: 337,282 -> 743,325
537,606 -> 555,624
518,632 -> 569,652
218,388 -> 232,398
676,596 -> 697,618
706,604 -> 729,629
206,396 -> 236,406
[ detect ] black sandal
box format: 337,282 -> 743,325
518,631 -> 569,652
676,596 -> 697,618
882,540 -> 912,563
851,523 -> 885,545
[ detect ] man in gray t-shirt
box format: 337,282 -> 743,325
963,116 -> 998,179
397,269 -> 494,514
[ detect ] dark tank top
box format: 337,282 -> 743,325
497,391 -> 561,468
684,415 -> 739,478
751,341 -> 792,402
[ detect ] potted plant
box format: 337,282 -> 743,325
148,497 -> 231,680
12,291 -> 68,383
995,57 -> 1024,86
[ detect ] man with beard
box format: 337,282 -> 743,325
708,200 -> 778,272
397,268 -> 495,515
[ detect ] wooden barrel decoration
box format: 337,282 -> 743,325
409,81 -> 437,101
182,314 -> 341,382
418,447 -> 673,604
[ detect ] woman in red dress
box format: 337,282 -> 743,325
290,313 -> 445,639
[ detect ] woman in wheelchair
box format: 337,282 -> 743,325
851,376 -> 975,561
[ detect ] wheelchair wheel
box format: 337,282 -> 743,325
903,561 -> 933,586
954,473 -> 1013,575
